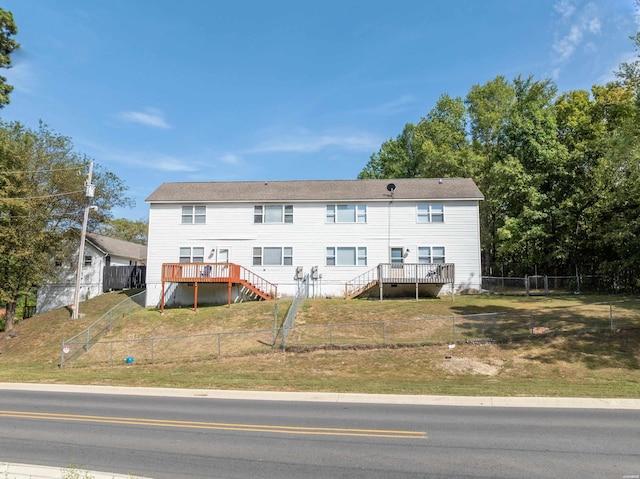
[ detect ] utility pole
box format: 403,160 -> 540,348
72,162 -> 95,319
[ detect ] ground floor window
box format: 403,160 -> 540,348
179,246 -> 204,263
418,246 -> 445,264
253,247 -> 293,265
326,246 -> 367,266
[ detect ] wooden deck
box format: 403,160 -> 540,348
161,262 -> 277,311
345,263 -> 455,299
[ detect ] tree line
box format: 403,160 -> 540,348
359,35 -> 640,290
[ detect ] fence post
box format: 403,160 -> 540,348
273,303 -> 278,344
452,316 -> 456,344
530,310 -> 534,335
609,302 -> 614,331
109,342 -> 113,366
217,333 -> 221,357
85,328 -> 90,351
151,338 -> 155,363
60,341 -> 66,368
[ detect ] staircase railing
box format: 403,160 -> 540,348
344,266 -> 380,299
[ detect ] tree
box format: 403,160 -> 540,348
359,94 -> 478,180
0,121 -> 131,331
96,217 -> 148,245
0,8 -> 19,108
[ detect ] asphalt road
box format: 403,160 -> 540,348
0,387 -> 638,479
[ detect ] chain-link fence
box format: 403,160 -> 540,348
60,290 -> 146,367
64,298 -> 640,368
482,275 -> 606,295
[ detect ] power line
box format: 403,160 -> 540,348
0,189 -> 85,201
0,165 -> 87,175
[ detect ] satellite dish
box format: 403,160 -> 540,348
386,183 -> 396,193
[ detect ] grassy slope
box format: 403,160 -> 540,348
1,292 -> 638,398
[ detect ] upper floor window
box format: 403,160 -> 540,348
84,255 -> 93,267
253,246 -> 293,266
417,203 -> 444,223
182,205 -> 206,224
254,205 -> 293,224
326,246 -> 367,266
326,204 -> 367,223
179,247 -> 205,263
418,246 -> 445,264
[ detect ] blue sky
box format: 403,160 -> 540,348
1,0 -> 638,220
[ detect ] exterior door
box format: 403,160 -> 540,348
390,247 -> 405,279
217,248 -> 230,263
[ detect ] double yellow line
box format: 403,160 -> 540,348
0,410 -> 427,439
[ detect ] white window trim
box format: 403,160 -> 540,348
181,205 -> 206,224
179,246 -> 205,263
252,246 -> 293,266
417,203 -> 445,223
326,204 -> 367,223
418,246 -> 446,264
254,204 -> 294,224
325,246 -> 367,266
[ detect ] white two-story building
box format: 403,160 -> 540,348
144,178 -> 483,309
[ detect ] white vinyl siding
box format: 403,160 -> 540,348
181,205 -> 206,224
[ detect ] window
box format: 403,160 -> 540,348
84,255 -> 92,266
417,203 -> 444,223
182,205 -> 206,224
179,247 -> 205,263
252,247 -> 293,266
418,246 -> 446,264
326,247 -> 367,266
326,204 -> 367,223
254,205 -> 293,224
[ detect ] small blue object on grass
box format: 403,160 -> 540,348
125,356 -> 134,364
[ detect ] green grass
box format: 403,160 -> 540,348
1,291 -> 639,398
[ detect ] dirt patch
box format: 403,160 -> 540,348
439,356 -> 502,376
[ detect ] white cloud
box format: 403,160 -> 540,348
551,2 -> 603,78
4,61 -> 37,94
120,108 -> 172,129
554,0 -> 577,18
360,95 -> 416,115
219,153 -> 240,165
247,131 -> 379,155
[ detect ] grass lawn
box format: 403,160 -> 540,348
1,291 -> 638,398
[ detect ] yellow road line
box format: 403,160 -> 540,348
0,410 -> 427,439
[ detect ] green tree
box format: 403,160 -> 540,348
0,8 -> 19,108
96,217 -> 148,245
359,94 -> 478,180
0,121 -> 131,331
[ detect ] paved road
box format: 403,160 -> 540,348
0,385 -> 638,479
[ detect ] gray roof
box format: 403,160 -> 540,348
145,178 -> 484,203
85,233 -> 147,262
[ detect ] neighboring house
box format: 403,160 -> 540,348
144,178 -> 484,309
36,232 -> 147,315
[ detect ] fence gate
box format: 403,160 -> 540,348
103,265 -> 146,292
525,275 -> 548,296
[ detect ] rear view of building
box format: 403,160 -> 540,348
144,178 -> 483,308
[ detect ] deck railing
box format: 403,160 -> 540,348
345,263 -> 455,298
161,262 -> 277,299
